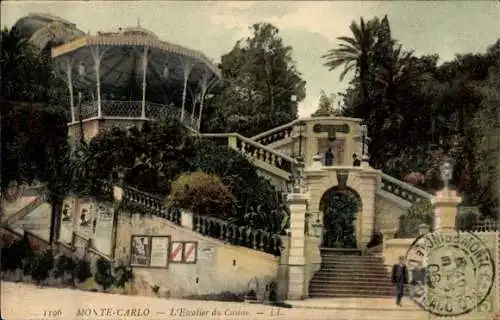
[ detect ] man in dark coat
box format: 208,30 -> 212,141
352,154 -> 361,166
391,256 -> 409,306
324,148 -> 334,166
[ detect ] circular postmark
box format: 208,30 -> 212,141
405,230 -> 495,317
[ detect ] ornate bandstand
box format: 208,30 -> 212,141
51,23 -> 220,139
14,14 -> 221,140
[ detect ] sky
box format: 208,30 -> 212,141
1,1 -> 499,117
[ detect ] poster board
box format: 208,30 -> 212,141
76,200 -> 94,238
169,241 -> 198,264
150,236 -> 170,268
130,235 -> 171,269
59,198 -> 75,244
92,203 -> 114,256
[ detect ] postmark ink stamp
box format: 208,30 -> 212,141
405,230 -> 496,317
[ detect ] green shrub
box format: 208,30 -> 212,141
169,170 -> 235,218
1,237 -> 33,272
53,255 -> 76,285
30,249 -> 54,284
456,211 -> 479,231
94,258 -> 114,292
396,200 -> 434,238
113,262 -> 134,288
75,258 -> 92,283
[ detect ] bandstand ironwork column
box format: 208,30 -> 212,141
140,46 -> 149,119
181,61 -> 195,122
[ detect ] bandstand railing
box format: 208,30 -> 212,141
72,100 -> 197,128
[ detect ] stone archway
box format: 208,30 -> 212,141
319,186 -> 362,248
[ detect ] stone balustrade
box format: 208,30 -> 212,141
250,121 -> 296,145
380,173 -> 432,204
107,182 -> 283,256
202,133 -> 296,176
192,214 -> 283,256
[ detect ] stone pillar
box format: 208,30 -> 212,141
358,168 -> 378,247
286,192 -> 308,300
432,188 -> 462,231
180,210 -> 193,229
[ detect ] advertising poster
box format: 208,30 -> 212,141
149,236 -> 170,268
130,235 -> 151,267
93,203 -> 114,256
77,201 -> 94,239
59,198 -> 74,244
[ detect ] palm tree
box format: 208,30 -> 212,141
322,17 -> 380,119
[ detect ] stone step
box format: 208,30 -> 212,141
320,258 -> 386,265
309,282 -> 395,291
321,255 -> 383,261
309,289 -> 395,297
318,268 -> 390,275
313,274 -> 392,282
311,277 -> 394,285
320,263 -> 389,269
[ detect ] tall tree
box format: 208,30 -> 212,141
322,16 -> 382,120
472,65 -> 500,219
1,27 -> 70,244
203,23 -> 306,137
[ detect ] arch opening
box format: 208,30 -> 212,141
319,186 -> 362,249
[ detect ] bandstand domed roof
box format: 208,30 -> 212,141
51,23 -> 221,98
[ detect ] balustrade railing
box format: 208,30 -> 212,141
380,173 -> 432,204
202,133 -> 295,176
71,100 -> 197,129
251,121 -> 296,145
89,180 -> 283,256
120,184 -> 181,225
193,215 -> 283,256
472,220 -> 499,232
1,194 -> 47,226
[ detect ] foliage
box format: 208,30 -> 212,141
311,90 -> 340,117
1,26 -> 73,244
396,200 -> 434,238
94,258 -> 115,292
169,171 -> 235,219
75,258 -> 92,283
321,191 -> 359,248
456,212 -> 480,231
30,249 -> 54,284
327,14 -> 500,217
53,255 -> 76,286
472,65 -> 500,219
81,118 -> 196,196
113,262 -> 134,288
0,237 -> 33,271
203,23 -> 306,137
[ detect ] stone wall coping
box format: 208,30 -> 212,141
384,238 -> 414,247
287,193 -> 309,203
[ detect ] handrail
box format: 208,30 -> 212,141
380,173 -> 432,204
203,133 -> 297,164
1,194 -> 47,226
250,120 -> 297,142
192,214 -> 283,256
202,133 -> 297,175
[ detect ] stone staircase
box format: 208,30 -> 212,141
309,250 -> 397,298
